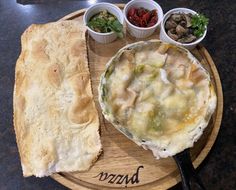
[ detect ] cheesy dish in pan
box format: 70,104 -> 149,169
99,40 -> 216,158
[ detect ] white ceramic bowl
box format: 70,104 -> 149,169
124,0 -> 163,38
83,3 -> 124,44
160,8 -> 207,50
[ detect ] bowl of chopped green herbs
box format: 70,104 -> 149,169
160,8 -> 208,50
83,3 -> 124,44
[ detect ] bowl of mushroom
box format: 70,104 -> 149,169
160,8 -> 208,50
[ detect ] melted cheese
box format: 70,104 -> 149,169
99,41 -> 216,158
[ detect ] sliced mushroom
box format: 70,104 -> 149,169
177,34 -> 197,43
180,20 -> 186,27
167,30 -> 179,41
176,25 -> 188,36
188,28 -> 194,34
183,14 -> 192,27
165,13 -> 197,43
165,20 -> 177,30
169,28 -> 177,34
171,14 -> 182,22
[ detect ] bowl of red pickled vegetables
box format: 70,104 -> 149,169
124,0 -> 163,38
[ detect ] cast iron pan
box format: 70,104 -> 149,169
174,149 -> 206,190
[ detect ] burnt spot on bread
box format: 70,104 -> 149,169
68,96 -> 95,125
47,64 -> 62,88
31,39 -> 49,62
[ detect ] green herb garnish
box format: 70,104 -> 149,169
147,109 -> 162,131
87,10 -> 123,38
191,14 -> 209,38
102,86 -> 108,102
105,65 -> 114,78
109,20 -> 123,38
134,64 -> 145,75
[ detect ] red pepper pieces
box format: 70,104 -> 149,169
127,7 -> 158,27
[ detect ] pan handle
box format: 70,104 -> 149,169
173,149 -> 206,190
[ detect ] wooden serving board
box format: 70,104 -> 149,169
51,5 -> 223,190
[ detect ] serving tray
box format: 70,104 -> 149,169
51,4 -> 223,190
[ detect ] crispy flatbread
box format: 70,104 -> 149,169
13,21 -> 102,177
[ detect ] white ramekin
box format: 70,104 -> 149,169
123,0 -> 163,38
83,3 -> 124,44
160,8 -> 207,50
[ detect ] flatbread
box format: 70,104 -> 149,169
13,21 -> 102,177
99,40 -> 216,159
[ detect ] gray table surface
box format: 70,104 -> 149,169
0,0 -> 235,189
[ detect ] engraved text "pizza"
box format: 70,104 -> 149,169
93,165 -> 144,187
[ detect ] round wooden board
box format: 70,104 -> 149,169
52,5 -> 223,190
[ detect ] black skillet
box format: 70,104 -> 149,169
173,149 -> 206,190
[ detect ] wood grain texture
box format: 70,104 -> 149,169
51,5 -> 223,190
